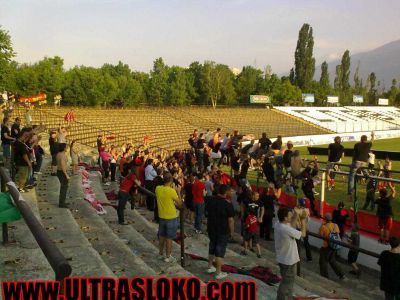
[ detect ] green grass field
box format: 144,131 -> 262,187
223,137 -> 400,219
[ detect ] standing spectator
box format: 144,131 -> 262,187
378,236 -> 400,300
346,223 -> 361,277
319,213 -> 345,280
192,174 -> 206,234
56,143 -> 70,208
49,131 -> 59,176
205,129 -> 212,143
110,145 -> 118,182
274,207 -> 302,300
70,140 -> 79,175
100,146 -> 111,185
363,171 -> 377,211
117,168 -> 140,225
332,201 -> 349,238
301,161 -> 319,217
156,173 -> 183,263
153,168 -> 164,222
327,136 -> 344,190
206,185 -> 234,280
258,132 -> 272,153
204,174 -> 214,197
144,159 -> 157,211
57,126 -> 68,143
290,150 -> 305,180
271,135 -> 283,153
282,141 -> 294,175
348,132 -> 374,196
196,133 -> 206,172
376,186 -> 396,244
14,128 -> 32,192
1,117 -> 15,169
183,174 -> 194,223
218,133 -> 231,167
294,198 -> 312,263
238,154 -> 250,187
242,208 -> 262,258
11,117 -> 21,139
33,135 -> 44,175
260,184 -> 279,241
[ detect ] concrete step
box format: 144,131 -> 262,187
0,187 -> 53,282
65,170 -> 157,278
123,206 -> 309,300
88,173 -> 201,280
34,163 -> 115,277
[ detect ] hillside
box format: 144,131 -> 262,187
314,39 -> 400,86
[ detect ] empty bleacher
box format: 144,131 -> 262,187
275,106 -> 400,133
14,106 -> 329,151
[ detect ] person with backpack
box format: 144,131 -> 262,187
318,212 -> 345,280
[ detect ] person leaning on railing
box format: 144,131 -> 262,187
347,131 -> 375,197
1,117 -> 16,169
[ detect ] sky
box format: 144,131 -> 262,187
1,0 -> 399,74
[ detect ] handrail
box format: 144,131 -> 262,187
307,231 -> 380,259
0,167 -> 72,281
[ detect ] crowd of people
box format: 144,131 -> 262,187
1,118 -> 400,299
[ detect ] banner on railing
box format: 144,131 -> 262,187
327,96 -> 339,103
19,93 -> 47,105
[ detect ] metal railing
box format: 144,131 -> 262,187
0,167 -> 72,281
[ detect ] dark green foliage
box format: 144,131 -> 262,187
294,23 -> 315,91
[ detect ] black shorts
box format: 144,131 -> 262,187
244,231 -> 258,244
208,234 -> 229,258
348,250 -> 359,264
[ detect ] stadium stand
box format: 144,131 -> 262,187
13,106 -> 329,151
275,106 -> 400,133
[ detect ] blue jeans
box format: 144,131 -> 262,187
194,202 -> 205,231
347,160 -> 368,195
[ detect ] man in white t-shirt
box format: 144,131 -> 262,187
274,207 -> 303,300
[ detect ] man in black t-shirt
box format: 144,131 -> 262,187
347,132 -> 374,195
378,236 -> 400,299
327,136 -> 344,190
206,185 -> 234,280
258,132 -> 272,152
11,117 -> 21,139
376,186 -> 395,244
271,135 -> 283,151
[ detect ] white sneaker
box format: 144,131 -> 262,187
215,272 -> 228,280
207,266 -> 217,273
104,182 -> 111,186
164,256 -> 177,263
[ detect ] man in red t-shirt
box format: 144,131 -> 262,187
117,169 -> 141,225
192,173 -> 206,233
242,210 -> 261,257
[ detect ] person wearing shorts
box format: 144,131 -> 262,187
206,184 -> 234,280
155,173 -> 183,263
376,186 -> 395,244
242,209 -> 262,258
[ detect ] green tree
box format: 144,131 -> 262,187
201,61 -> 236,108
319,61 -> 331,100
339,50 -> 351,104
188,61 -> 205,104
289,68 -> 295,85
294,23 -> 315,90
235,66 -> 263,104
368,72 -> 377,105
334,64 -> 342,91
167,66 -> 191,106
0,26 -> 15,89
147,57 -> 169,105
35,56 -> 65,102
353,61 -> 363,95
272,78 -> 302,105
388,79 -> 399,105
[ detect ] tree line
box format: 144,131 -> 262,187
0,24 -> 399,107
